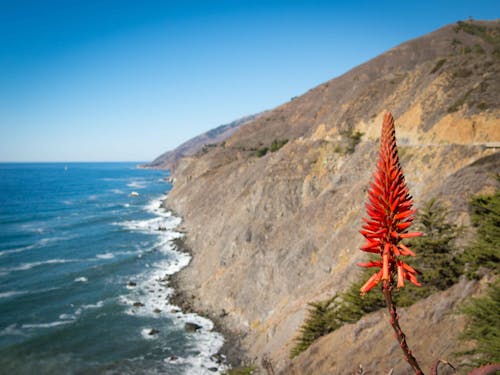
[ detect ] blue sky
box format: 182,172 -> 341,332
0,1 -> 498,162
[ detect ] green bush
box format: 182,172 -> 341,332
460,188 -> 500,278
255,139 -> 288,157
270,139 -> 288,152
460,279 -> 500,366
455,21 -> 500,46
256,147 -> 269,157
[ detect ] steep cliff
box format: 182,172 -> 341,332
162,20 -> 500,373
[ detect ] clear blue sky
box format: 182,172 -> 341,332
1,0 -> 498,162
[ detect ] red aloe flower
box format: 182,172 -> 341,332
358,112 -> 422,294
357,112 -> 425,375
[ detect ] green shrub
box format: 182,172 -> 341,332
455,21 -> 500,46
460,279 -> 500,366
256,147 -> 269,157
270,139 -> 288,152
460,188 -> 500,278
255,139 -> 288,157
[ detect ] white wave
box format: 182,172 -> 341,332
117,195 -> 227,373
0,258 -> 77,273
96,252 -> 115,260
110,189 -> 125,194
0,286 -> 59,299
144,195 -> 172,218
0,235 -> 76,257
81,301 -> 104,310
62,200 -> 73,205
22,320 -> 73,329
74,276 -> 88,283
127,180 -> 147,189
0,245 -> 35,257
0,290 -> 28,299
59,313 -> 77,320
115,217 -> 181,236
141,328 -> 159,340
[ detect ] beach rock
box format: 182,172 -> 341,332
184,322 -> 202,332
133,302 -> 144,307
153,308 -> 162,314
128,281 -> 137,287
148,329 -> 160,335
208,367 -> 218,372
167,355 -> 178,362
210,353 -> 224,364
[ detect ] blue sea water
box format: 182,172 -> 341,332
0,163 -> 225,375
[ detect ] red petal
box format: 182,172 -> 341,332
360,271 -> 382,295
398,243 -> 416,256
399,232 -> 423,239
357,261 -> 382,268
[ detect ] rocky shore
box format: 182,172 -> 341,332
169,236 -> 247,369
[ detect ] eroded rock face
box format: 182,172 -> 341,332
163,20 -> 500,372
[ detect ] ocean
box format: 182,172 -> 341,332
0,163 -> 225,375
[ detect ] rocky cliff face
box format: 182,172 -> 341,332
162,20 -> 500,373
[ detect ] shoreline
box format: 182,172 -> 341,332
169,236 -> 247,369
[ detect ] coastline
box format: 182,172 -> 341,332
169,238 -> 249,368
169,236 -> 247,369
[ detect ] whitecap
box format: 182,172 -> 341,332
59,313 -> 77,320
81,301 -> 104,310
127,180 -> 147,189
0,258 -> 77,273
0,287 -> 59,298
117,195 -> 227,373
0,290 -> 28,299
74,276 -> 88,283
141,328 -> 159,340
0,235 -> 76,257
96,253 -> 115,260
110,189 -> 125,194
22,321 -> 73,329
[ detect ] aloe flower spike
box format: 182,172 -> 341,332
358,112 -> 424,374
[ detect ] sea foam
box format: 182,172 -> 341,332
116,194 -> 227,374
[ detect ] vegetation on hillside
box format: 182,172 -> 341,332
461,187 -> 500,278
460,279 -> 500,366
457,185 -> 499,367
291,189 -> 499,358
255,139 -> 288,157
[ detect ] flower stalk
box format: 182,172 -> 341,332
359,112 -> 424,374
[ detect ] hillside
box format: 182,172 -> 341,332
161,20 -> 500,373
141,113 -> 263,170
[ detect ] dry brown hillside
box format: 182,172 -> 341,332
160,20 -> 500,373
